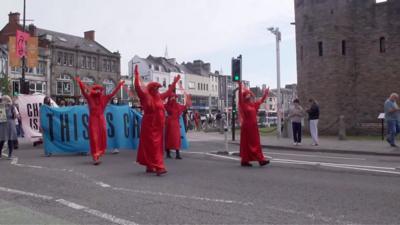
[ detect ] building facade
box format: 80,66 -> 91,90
0,12 -> 121,104
295,0 -> 400,134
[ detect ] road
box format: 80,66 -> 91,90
1,135 -> 400,224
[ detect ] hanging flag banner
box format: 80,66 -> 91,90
8,37 -> 21,67
27,37 -> 38,68
40,105 -> 189,155
16,30 -> 29,58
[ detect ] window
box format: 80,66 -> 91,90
57,52 -> 62,65
269,105 -> 273,110
342,40 -> 346,56
92,57 -> 96,69
380,37 -> 386,53
103,59 -> 107,71
198,83 -> 200,90
56,74 -> 73,96
300,46 -> 303,61
83,56 -> 87,68
38,61 -> 46,75
103,79 -> 115,94
68,54 -> 73,66
318,41 -> 323,56
206,84 -> 208,91
107,60 -> 111,72
29,81 -> 46,94
188,82 -> 195,89
88,57 -> 92,69
63,53 -> 68,65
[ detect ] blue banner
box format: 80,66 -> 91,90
40,105 -> 188,155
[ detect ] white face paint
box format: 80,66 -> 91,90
113,99 -> 118,104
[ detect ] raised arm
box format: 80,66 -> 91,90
133,65 -> 146,99
76,77 -> 89,99
255,87 -> 269,109
160,74 -> 181,100
105,80 -> 125,102
179,94 -> 192,113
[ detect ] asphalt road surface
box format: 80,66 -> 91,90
1,137 -> 400,224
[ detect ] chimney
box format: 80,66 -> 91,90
28,24 -> 36,36
84,30 -> 95,41
8,12 -> 20,24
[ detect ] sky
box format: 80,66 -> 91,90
0,0 -> 297,88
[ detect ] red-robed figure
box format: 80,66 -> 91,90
238,82 -> 270,167
165,90 -> 191,159
134,65 -> 180,176
76,77 -> 124,165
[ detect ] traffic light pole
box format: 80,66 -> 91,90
231,89 -> 236,141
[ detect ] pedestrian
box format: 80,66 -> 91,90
34,96 -> 54,147
76,77 -> 124,165
12,97 -> 21,149
59,99 -> 66,107
384,93 -> 400,147
165,92 -> 191,160
194,111 -> 200,131
134,65 -> 180,176
289,99 -> 306,146
238,82 -> 270,167
110,97 -> 120,154
306,98 -> 320,146
0,95 -> 18,160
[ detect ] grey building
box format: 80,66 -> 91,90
295,0 -> 400,134
0,12 -> 120,103
33,27 -> 121,104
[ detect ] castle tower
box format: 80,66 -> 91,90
295,0 -> 400,134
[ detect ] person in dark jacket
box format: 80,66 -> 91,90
306,98 -> 320,146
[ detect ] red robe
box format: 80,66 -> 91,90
77,79 -> 124,162
165,99 -> 187,150
134,69 -> 179,172
239,84 -> 268,163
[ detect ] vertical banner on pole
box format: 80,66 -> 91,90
27,37 -> 38,68
8,37 -> 21,67
16,30 -> 29,58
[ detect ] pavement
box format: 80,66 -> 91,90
188,130 -> 400,157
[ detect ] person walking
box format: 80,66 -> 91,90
165,92 -> 191,159
0,95 -> 18,160
110,97 -> 120,154
289,99 -> 306,146
306,98 -> 320,146
134,65 -> 180,176
384,93 -> 400,147
238,82 -> 270,167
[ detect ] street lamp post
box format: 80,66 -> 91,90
268,27 -> 282,138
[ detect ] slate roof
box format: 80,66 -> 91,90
36,28 -> 115,55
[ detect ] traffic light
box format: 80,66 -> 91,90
231,55 -> 242,82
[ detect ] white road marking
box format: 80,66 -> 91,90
266,151 -> 366,160
0,186 -> 53,200
95,182 -> 111,188
201,152 -> 400,175
112,187 -> 253,206
0,186 -> 138,225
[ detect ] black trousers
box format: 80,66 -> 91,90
0,140 -> 14,157
292,122 -> 302,143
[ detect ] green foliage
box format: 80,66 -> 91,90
0,76 -> 11,96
